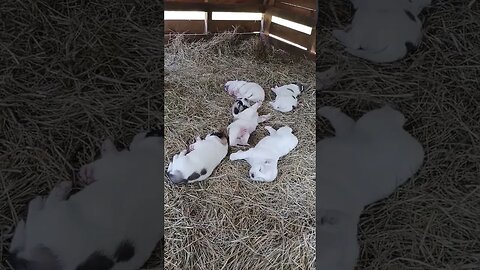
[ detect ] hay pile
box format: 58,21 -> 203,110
164,33 -> 316,269
318,0 -> 480,269
0,1 -> 164,269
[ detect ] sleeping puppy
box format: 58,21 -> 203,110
166,131 -> 228,185
231,98 -> 251,118
224,80 -> 265,103
227,102 -> 271,147
230,126 -> 298,182
8,130 -> 164,270
269,83 -> 303,113
316,105 -> 424,268
333,0 -> 431,63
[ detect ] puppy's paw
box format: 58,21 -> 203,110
229,151 -> 242,160
78,163 -> 96,184
101,138 -> 117,156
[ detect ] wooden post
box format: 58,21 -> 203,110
262,0 -> 275,35
205,11 -> 212,33
309,4 -> 317,55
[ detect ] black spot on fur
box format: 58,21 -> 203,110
187,172 -> 201,181
405,41 -> 416,53
404,10 -> 416,21
234,107 -> 239,114
211,131 -> 226,139
75,251 -> 114,270
200,168 -> 207,175
145,129 -> 164,138
287,88 -> 295,93
114,240 -> 135,262
292,95 -> 297,100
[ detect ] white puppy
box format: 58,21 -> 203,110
227,102 -> 271,146
231,98 -> 251,118
269,83 -> 303,113
333,0 -> 431,63
224,80 -> 265,103
230,126 -> 298,182
167,132 -> 228,184
316,105 -> 424,269
8,130 -> 164,270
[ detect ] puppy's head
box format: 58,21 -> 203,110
232,98 -> 251,117
357,105 -> 406,132
249,159 -> 278,182
7,245 -> 61,270
166,170 -> 187,185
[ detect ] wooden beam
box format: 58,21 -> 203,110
267,36 -> 315,61
164,32 -> 257,43
268,5 -> 315,27
274,0 -> 317,11
164,20 -> 205,34
205,11 -> 212,33
269,22 -> 311,48
309,9 -> 317,54
262,0 -> 274,34
210,20 -> 261,33
165,2 -> 262,12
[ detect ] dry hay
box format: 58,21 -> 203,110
318,0 -> 480,269
0,1 -> 164,269
164,33 -> 316,270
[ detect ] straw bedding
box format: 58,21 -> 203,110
164,33 -> 316,269
318,0 -> 480,269
0,0 -> 164,269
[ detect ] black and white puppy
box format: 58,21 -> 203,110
269,83 -> 304,113
333,0 -> 431,63
231,98 -> 251,118
8,130 -> 164,270
166,131 -> 228,184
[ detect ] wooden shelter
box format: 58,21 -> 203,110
164,0 -> 317,60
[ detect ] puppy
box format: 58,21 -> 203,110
269,83 -> 303,113
316,105 -> 424,268
333,0 -> 431,63
230,126 -> 298,182
166,132 -> 228,184
231,98 -> 251,118
8,131 -> 164,270
224,80 -> 265,103
227,102 -> 271,146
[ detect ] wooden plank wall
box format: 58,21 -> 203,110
164,0 -> 317,60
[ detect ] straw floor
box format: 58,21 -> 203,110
318,0 -> 480,269
0,1 -> 164,269
164,34 -> 316,269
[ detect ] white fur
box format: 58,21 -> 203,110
269,84 -> 302,113
230,126 -> 298,182
316,105 -> 424,269
227,102 -> 271,147
334,0 -> 431,63
166,133 -> 228,184
224,80 -> 265,103
9,132 -> 164,270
